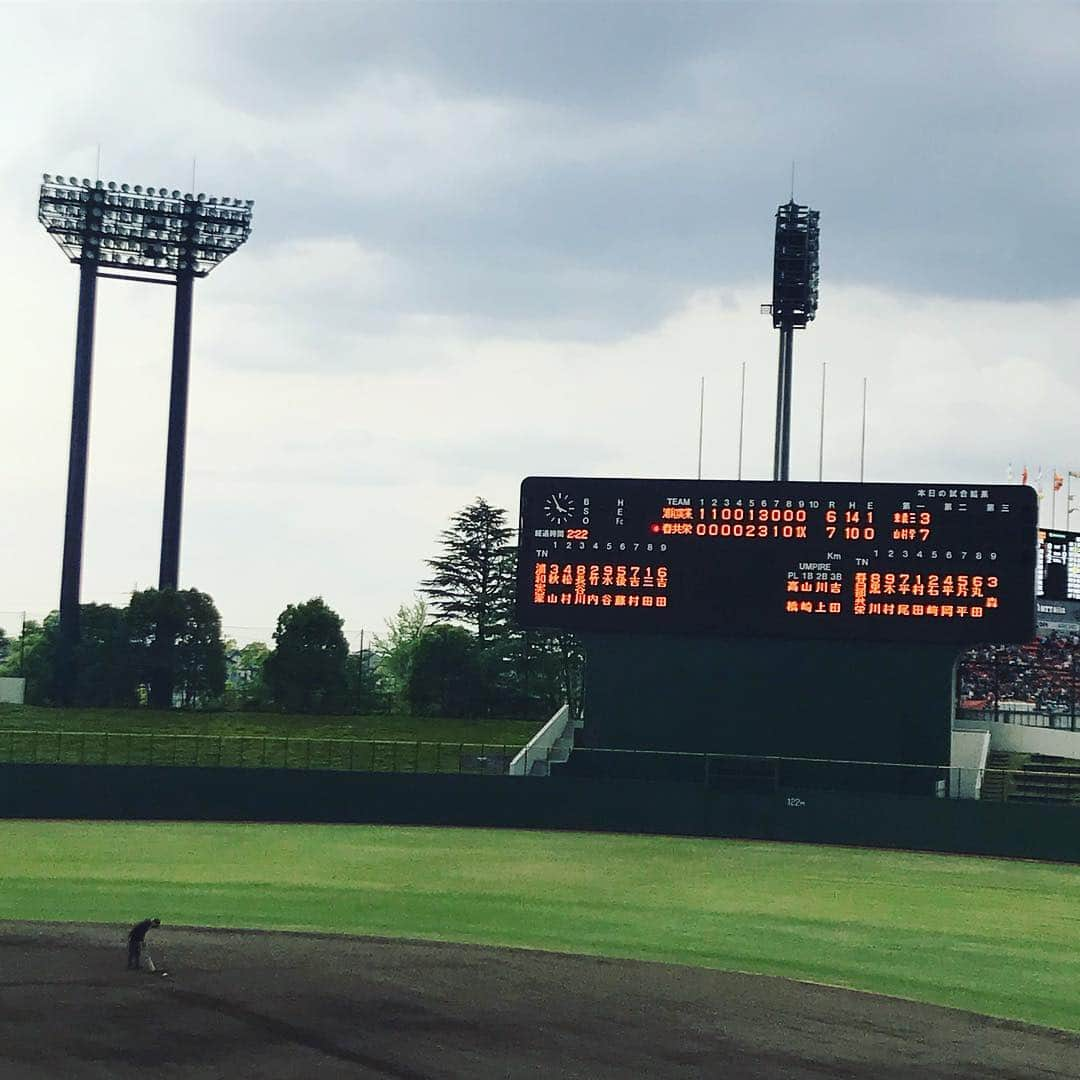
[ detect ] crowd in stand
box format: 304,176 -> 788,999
959,630 -> 1080,715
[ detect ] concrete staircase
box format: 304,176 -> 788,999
508,704 -> 582,777
981,751 -> 1080,804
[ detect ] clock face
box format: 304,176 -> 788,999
543,491 -> 575,525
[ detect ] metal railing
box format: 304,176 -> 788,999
3,732 -> 1080,807
552,746 -> 1080,806
0,729 -> 517,775
958,644 -> 1080,729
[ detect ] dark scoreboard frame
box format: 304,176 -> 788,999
1038,528 -> 1080,603
515,477 -> 1037,645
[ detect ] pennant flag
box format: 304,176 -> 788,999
1070,470 -> 1080,479
1054,472 -> 1064,492
1021,466 -> 1029,485
1007,462 -> 1014,482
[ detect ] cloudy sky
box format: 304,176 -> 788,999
2,1 -> 1079,647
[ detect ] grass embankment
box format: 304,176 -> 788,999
0,704 -> 539,771
1,822 -> 1077,1032
0,703 -> 538,743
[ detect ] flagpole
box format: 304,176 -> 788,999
1053,476 -> 1057,530
817,362 -> 826,482
736,361 -> 746,481
697,376 -> 704,481
859,377 -> 868,483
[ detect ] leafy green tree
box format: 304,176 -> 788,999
0,617 -> 53,703
421,499 -> 514,645
0,607 -> 150,708
0,629 -> 10,666
226,640 -> 271,711
264,597 -> 350,713
72,603 -> 139,706
406,624 -> 483,717
127,588 -> 227,708
493,626 -> 583,722
371,597 -> 429,707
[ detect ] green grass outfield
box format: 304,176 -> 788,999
2,821 -> 1078,1032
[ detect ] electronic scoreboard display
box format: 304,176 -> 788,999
516,477 -> 1037,644
1038,528 -> 1080,602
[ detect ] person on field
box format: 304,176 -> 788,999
127,918 -> 160,971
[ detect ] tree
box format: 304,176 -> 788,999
127,588 -> 227,708
371,597 -> 429,707
406,625 -> 483,717
72,603 -> 139,707
225,641 -> 271,711
0,608 -> 142,707
421,499 -> 515,645
0,617 -> 54,704
264,597 -> 350,713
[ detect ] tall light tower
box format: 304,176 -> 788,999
765,201 -> 819,481
38,174 -> 253,701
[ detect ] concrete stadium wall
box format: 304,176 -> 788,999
950,729 -> 989,798
1,763 -> 1078,864
955,716 -> 1080,759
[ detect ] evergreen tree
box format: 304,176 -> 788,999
420,498 -> 514,645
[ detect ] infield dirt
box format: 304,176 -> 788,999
0,922 -> 1075,1078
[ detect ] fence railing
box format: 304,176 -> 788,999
0,730 -> 517,775
3,732 -> 1080,806
958,646 -> 1080,729
551,746 -> 1080,806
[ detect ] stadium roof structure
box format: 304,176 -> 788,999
38,174 -> 253,279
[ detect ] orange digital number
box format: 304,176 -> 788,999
565,529 -> 589,540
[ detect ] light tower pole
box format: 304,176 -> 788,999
38,174 -> 254,702
765,201 -> 820,481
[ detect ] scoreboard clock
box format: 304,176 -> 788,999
515,477 -> 1037,644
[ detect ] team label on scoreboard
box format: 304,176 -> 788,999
515,477 -> 1037,644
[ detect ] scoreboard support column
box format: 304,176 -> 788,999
575,634 -> 958,775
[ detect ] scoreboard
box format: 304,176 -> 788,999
1037,528 -> 1080,602
515,477 -> 1037,644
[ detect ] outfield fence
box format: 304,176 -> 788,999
3,729 -> 1080,805
0,729 -> 518,775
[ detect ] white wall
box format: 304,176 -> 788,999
955,715 -> 1080,760
950,728 -> 990,799
0,678 -> 25,705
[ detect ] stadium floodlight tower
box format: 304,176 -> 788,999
38,174 -> 253,697
765,200 -> 819,481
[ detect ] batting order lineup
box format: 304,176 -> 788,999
516,477 -> 1038,644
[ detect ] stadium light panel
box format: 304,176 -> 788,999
38,175 -> 254,278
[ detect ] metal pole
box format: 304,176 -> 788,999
58,259 -> 99,702
817,361 -> 826,482
696,376 -> 704,480
736,361 -> 746,481
859,377 -> 868,483
779,326 -> 794,481
159,268 -> 195,590
772,330 -> 788,481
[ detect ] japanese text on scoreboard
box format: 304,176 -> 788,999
515,478 -> 1037,644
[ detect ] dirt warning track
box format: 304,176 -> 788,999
0,922 -> 1075,1079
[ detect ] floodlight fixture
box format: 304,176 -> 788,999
39,174 -> 253,279
37,171 -> 254,703
765,200 -> 820,481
